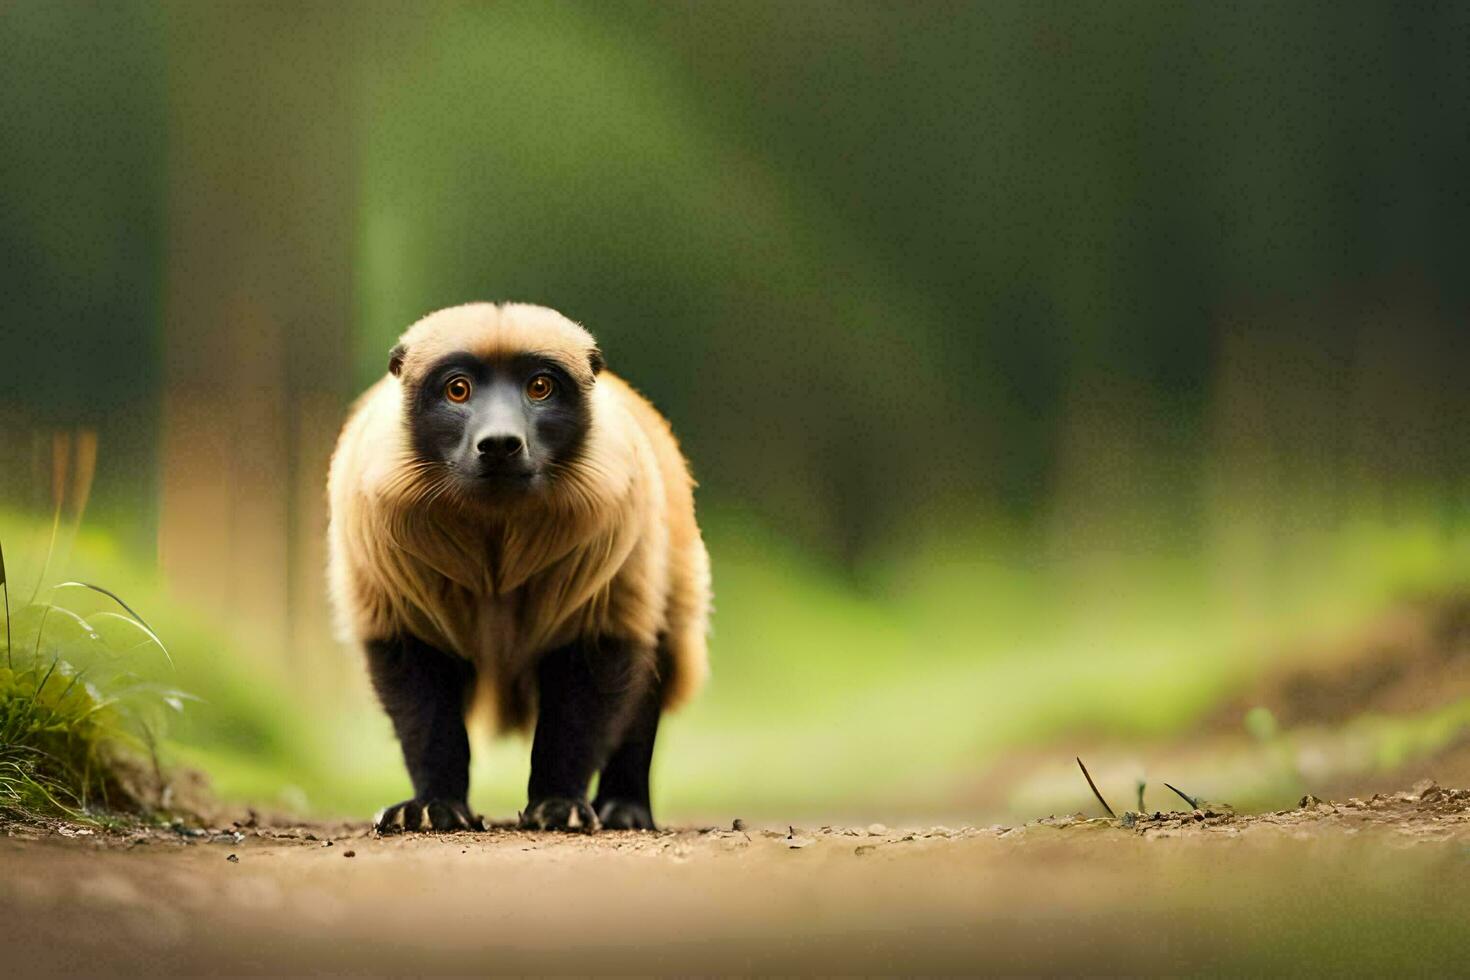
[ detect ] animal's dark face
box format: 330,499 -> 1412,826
402,351 -> 593,497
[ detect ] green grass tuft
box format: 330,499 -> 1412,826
0,536 -> 191,825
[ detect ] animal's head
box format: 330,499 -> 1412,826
388,303 -> 605,498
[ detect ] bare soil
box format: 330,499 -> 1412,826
4,783 -> 1469,975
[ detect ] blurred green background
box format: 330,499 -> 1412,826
2,0 -> 1468,822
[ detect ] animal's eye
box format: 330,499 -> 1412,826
526,375 -> 554,401
444,376 -> 472,403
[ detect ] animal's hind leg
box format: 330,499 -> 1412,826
593,660 -> 663,831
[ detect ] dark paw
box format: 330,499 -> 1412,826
374,798 -> 484,834
521,797 -> 599,833
596,799 -> 656,831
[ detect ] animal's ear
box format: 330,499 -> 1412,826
588,347 -> 605,377
388,344 -> 407,378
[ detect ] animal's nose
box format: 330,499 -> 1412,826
476,433 -> 526,458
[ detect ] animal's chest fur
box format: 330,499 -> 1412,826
372,507 -> 662,733
353,475 -> 667,685
387,515 -> 622,668
328,371 -> 677,731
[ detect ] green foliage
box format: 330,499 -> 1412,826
0,536 -> 191,823
0,511 -> 345,818
350,0 -> 1470,560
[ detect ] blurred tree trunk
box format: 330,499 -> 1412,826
0,2 -> 165,547
158,5 -> 359,690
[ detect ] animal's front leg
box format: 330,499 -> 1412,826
592,660 -> 664,830
523,637 -> 653,833
365,634 -> 482,833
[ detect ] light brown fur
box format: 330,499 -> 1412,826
327,303 -> 710,730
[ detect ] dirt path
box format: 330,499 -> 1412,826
4,785 -> 1470,975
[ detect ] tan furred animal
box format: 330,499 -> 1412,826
327,302 -> 710,833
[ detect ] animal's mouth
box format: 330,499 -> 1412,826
464,462 -> 538,491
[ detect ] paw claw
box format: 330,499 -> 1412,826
374,798 -> 482,834
521,797 -> 600,833
597,799 -> 656,831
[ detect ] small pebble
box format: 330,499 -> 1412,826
732,818 -> 747,832
343,850 -> 356,858
321,840 -> 334,847
226,854 -> 239,863
866,823 -> 888,836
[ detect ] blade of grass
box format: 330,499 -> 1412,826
0,758 -> 82,817
1,535 -> 10,668
1076,756 -> 1116,819
32,603 -> 53,660
88,611 -> 171,662
7,655 -> 67,760
73,696 -> 124,722
26,603 -> 97,642
1164,782 -> 1200,810
52,665 -> 89,709
30,655 -> 61,704
52,583 -> 172,667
